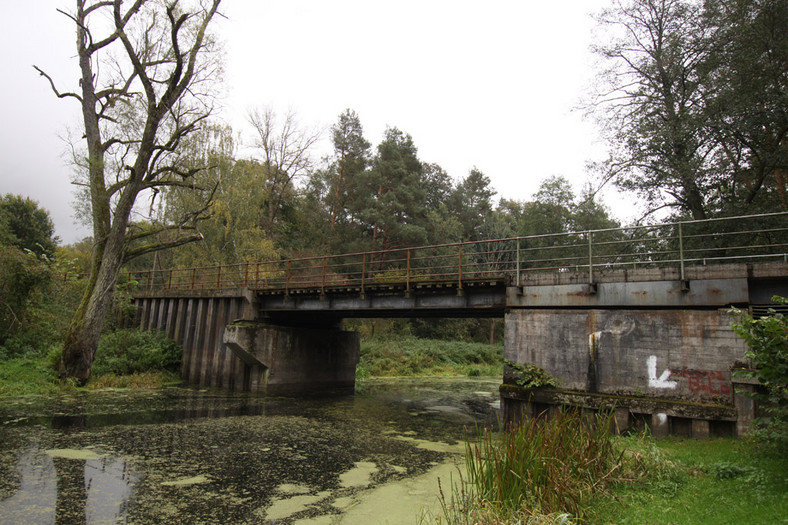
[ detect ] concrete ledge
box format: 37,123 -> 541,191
500,385 -> 737,420
500,385 -> 738,437
507,278 -> 749,308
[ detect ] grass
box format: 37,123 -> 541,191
434,410 -> 788,524
0,358 -> 61,396
0,357 -> 182,397
596,436 -> 788,524
0,328 -> 184,397
436,409 -> 629,524
358,335 -> 503,378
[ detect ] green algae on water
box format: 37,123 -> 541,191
45,448 -> 102,460
161,474 -> 211,486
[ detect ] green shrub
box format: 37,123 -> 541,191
92,329 -> 182,376
0,247 -> 52,351
0,358 -> 60,396
504,360 -> 559,388
731,297 -> 788,452
358,335 -> 503,377
1,276 -> 85,359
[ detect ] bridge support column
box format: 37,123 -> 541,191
223,321 -> 360,394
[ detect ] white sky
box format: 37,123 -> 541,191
0,0 -> 614,245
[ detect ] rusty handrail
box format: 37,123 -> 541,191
61,212 -> 786,294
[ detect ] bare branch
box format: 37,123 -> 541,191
32,66 -> 82,102
123,232 -> 203,262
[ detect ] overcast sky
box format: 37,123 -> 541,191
0,1 -> 613,245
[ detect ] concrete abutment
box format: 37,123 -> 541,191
500,271 -> 771,436
134,293 -> 360,394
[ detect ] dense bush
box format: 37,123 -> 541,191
732,297 -> 788,452
0,247 -> 52,353
1,276 -> 85,360
92,329 -> 182,376
357,335 -> 503,377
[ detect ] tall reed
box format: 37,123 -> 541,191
460,407 -> 624,521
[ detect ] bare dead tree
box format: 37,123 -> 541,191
34,0 -> 223,382
247,107 -> 321,229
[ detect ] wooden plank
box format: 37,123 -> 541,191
165,298 -> 178,340
189,298 -> 208,385
200,298 -> 218,386
180,298 -> 196,383
172,298 -> 187,345
212,297 -> 229,388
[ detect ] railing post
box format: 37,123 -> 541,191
678,222 -> 685,282
191,268 -> 196,290
286,260 -> 291,296
406,249 -> 411,296
244,262 -> 249,288
361,254 -> 366,298
216,265 -> 222,289
146,271 -> 151,291
255,262 -> 260,288
516,239 -> 521,287
167,269 -> 172,290
588,232 -> 594,285
458,244 -> 463,294
321,257 -> 327,297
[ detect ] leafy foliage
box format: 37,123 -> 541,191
0,194 -> 58,257
731,297 -> 788,450
91,329 -> 182,377
590,0 -> 788,219
0,358 -> 61,397
357,335 -> 502,378
504,360 -> 559,389
0,247 -> 52,351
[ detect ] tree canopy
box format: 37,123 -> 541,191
590,0 -> 788,219
0,194 -> 58,258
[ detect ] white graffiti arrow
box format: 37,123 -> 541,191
647,356 -> 677,389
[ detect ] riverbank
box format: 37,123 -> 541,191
595,436 -> 788,523
358,336 -> 503,378
0,334 -> 503,397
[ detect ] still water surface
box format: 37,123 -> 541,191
0,377 -> 500,524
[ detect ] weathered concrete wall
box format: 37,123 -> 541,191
505,308 -> 747,402
503,306 -> 751,436
224,322 -> 360,394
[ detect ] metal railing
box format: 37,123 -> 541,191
123,212 -> 787,294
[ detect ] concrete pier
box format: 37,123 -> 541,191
223,321 -> 360,394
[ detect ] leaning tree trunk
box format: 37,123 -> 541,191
60,229 -> 127,384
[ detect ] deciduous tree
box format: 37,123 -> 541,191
590,0 -> 716,219
247,107 -> 321,231
0,194 -> 58,258
35,0 -> 223,382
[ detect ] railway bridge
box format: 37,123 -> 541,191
130,213 -> 788,437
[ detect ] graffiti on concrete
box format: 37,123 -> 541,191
670,368 -> 731,396
647,356 -> 677,389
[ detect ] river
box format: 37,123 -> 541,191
0,377 -> 501,524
